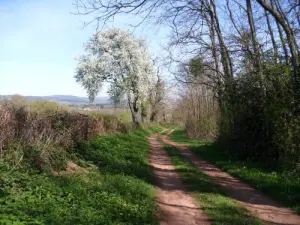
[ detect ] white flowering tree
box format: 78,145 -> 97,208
75,29 -> 154,125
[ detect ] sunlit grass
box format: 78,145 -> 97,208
163,144 -> 262,225
169,129 -> 300,213
0,128 -> 162,225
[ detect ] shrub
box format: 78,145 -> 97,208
218,64 -> 300,170
0,101 -> 128,170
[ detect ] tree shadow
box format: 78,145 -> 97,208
74,130 -> 157,185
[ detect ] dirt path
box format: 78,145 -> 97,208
148,134 -> 210,225
162,135 -> 300,225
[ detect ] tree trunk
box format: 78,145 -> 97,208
246,0 -> 265,94
150,110 -> 157,122
256,0 -> 299,77
141,102 -> 148,123
256,0 -> 300,109
127,93 -> 141,126
209,0 -> 234,104
209,0 -> 235,134
207,10 -> 222,108
276,19 -> 289,64
264,9 -> 279,62
131,110 -> 141,126
210,0 -> 233,81
226,0 -> 252,58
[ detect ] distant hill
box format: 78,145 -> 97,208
1,95 -> 110,105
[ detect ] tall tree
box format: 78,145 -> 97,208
264,9 -> 279,62
246,0 -> 264,93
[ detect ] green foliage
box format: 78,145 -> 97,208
192,143 -> 300,213
163,144 -> 262,225
188,57 -> 206,80
0,128 -> 162,225
0,101 -> 135,171
170,129 -> 300,213
91,113 -> 127,132
169,128 -> 204,145
75,128 -> 161,183
118,110 -> 132,123
4,143 -> 68,172
218,64 -> 300,169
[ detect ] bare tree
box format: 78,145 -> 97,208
256,0 -> 300,98
265,9 -> 280,62
246,0 -> 264,93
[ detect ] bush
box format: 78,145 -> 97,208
0,101 -> 129,171
218,64 -> 300,170
0,128 -> 160,225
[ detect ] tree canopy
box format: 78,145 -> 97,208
75,28 -> 155,124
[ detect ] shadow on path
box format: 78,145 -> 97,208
162,135 -> 300,225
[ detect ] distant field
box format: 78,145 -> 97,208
0,94 -> 110,105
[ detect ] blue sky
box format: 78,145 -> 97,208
0,0 -> 168,97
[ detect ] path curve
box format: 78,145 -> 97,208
148,134 -> 210,225
162,134 -> 300,225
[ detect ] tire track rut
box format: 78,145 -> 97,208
149,134 -> 210,225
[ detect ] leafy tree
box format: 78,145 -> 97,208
75,29 -> 154,125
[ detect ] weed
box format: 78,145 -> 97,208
0,128 -> 162,225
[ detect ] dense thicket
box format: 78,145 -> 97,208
74,0 -> 300,170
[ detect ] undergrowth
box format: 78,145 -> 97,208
0,127 -> 161,225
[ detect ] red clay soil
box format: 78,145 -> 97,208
162,135 -> 300,225
148,134 -> 210,225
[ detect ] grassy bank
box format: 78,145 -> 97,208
163,143 -> 262,225
0,128 -> 161,225
169,129 -> 300,213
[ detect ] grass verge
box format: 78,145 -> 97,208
169,129 -> 300,213
0,127 -> 161,225
163,143 -> 262,225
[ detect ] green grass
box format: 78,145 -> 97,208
169,128 -> 208,145
163,144 -> 262,225
169,129 -> 300,213
0,128 -> 162,225
118,110 -> 132,123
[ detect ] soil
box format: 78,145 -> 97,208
162,134 -> 300,225
149,134 -> 210,225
